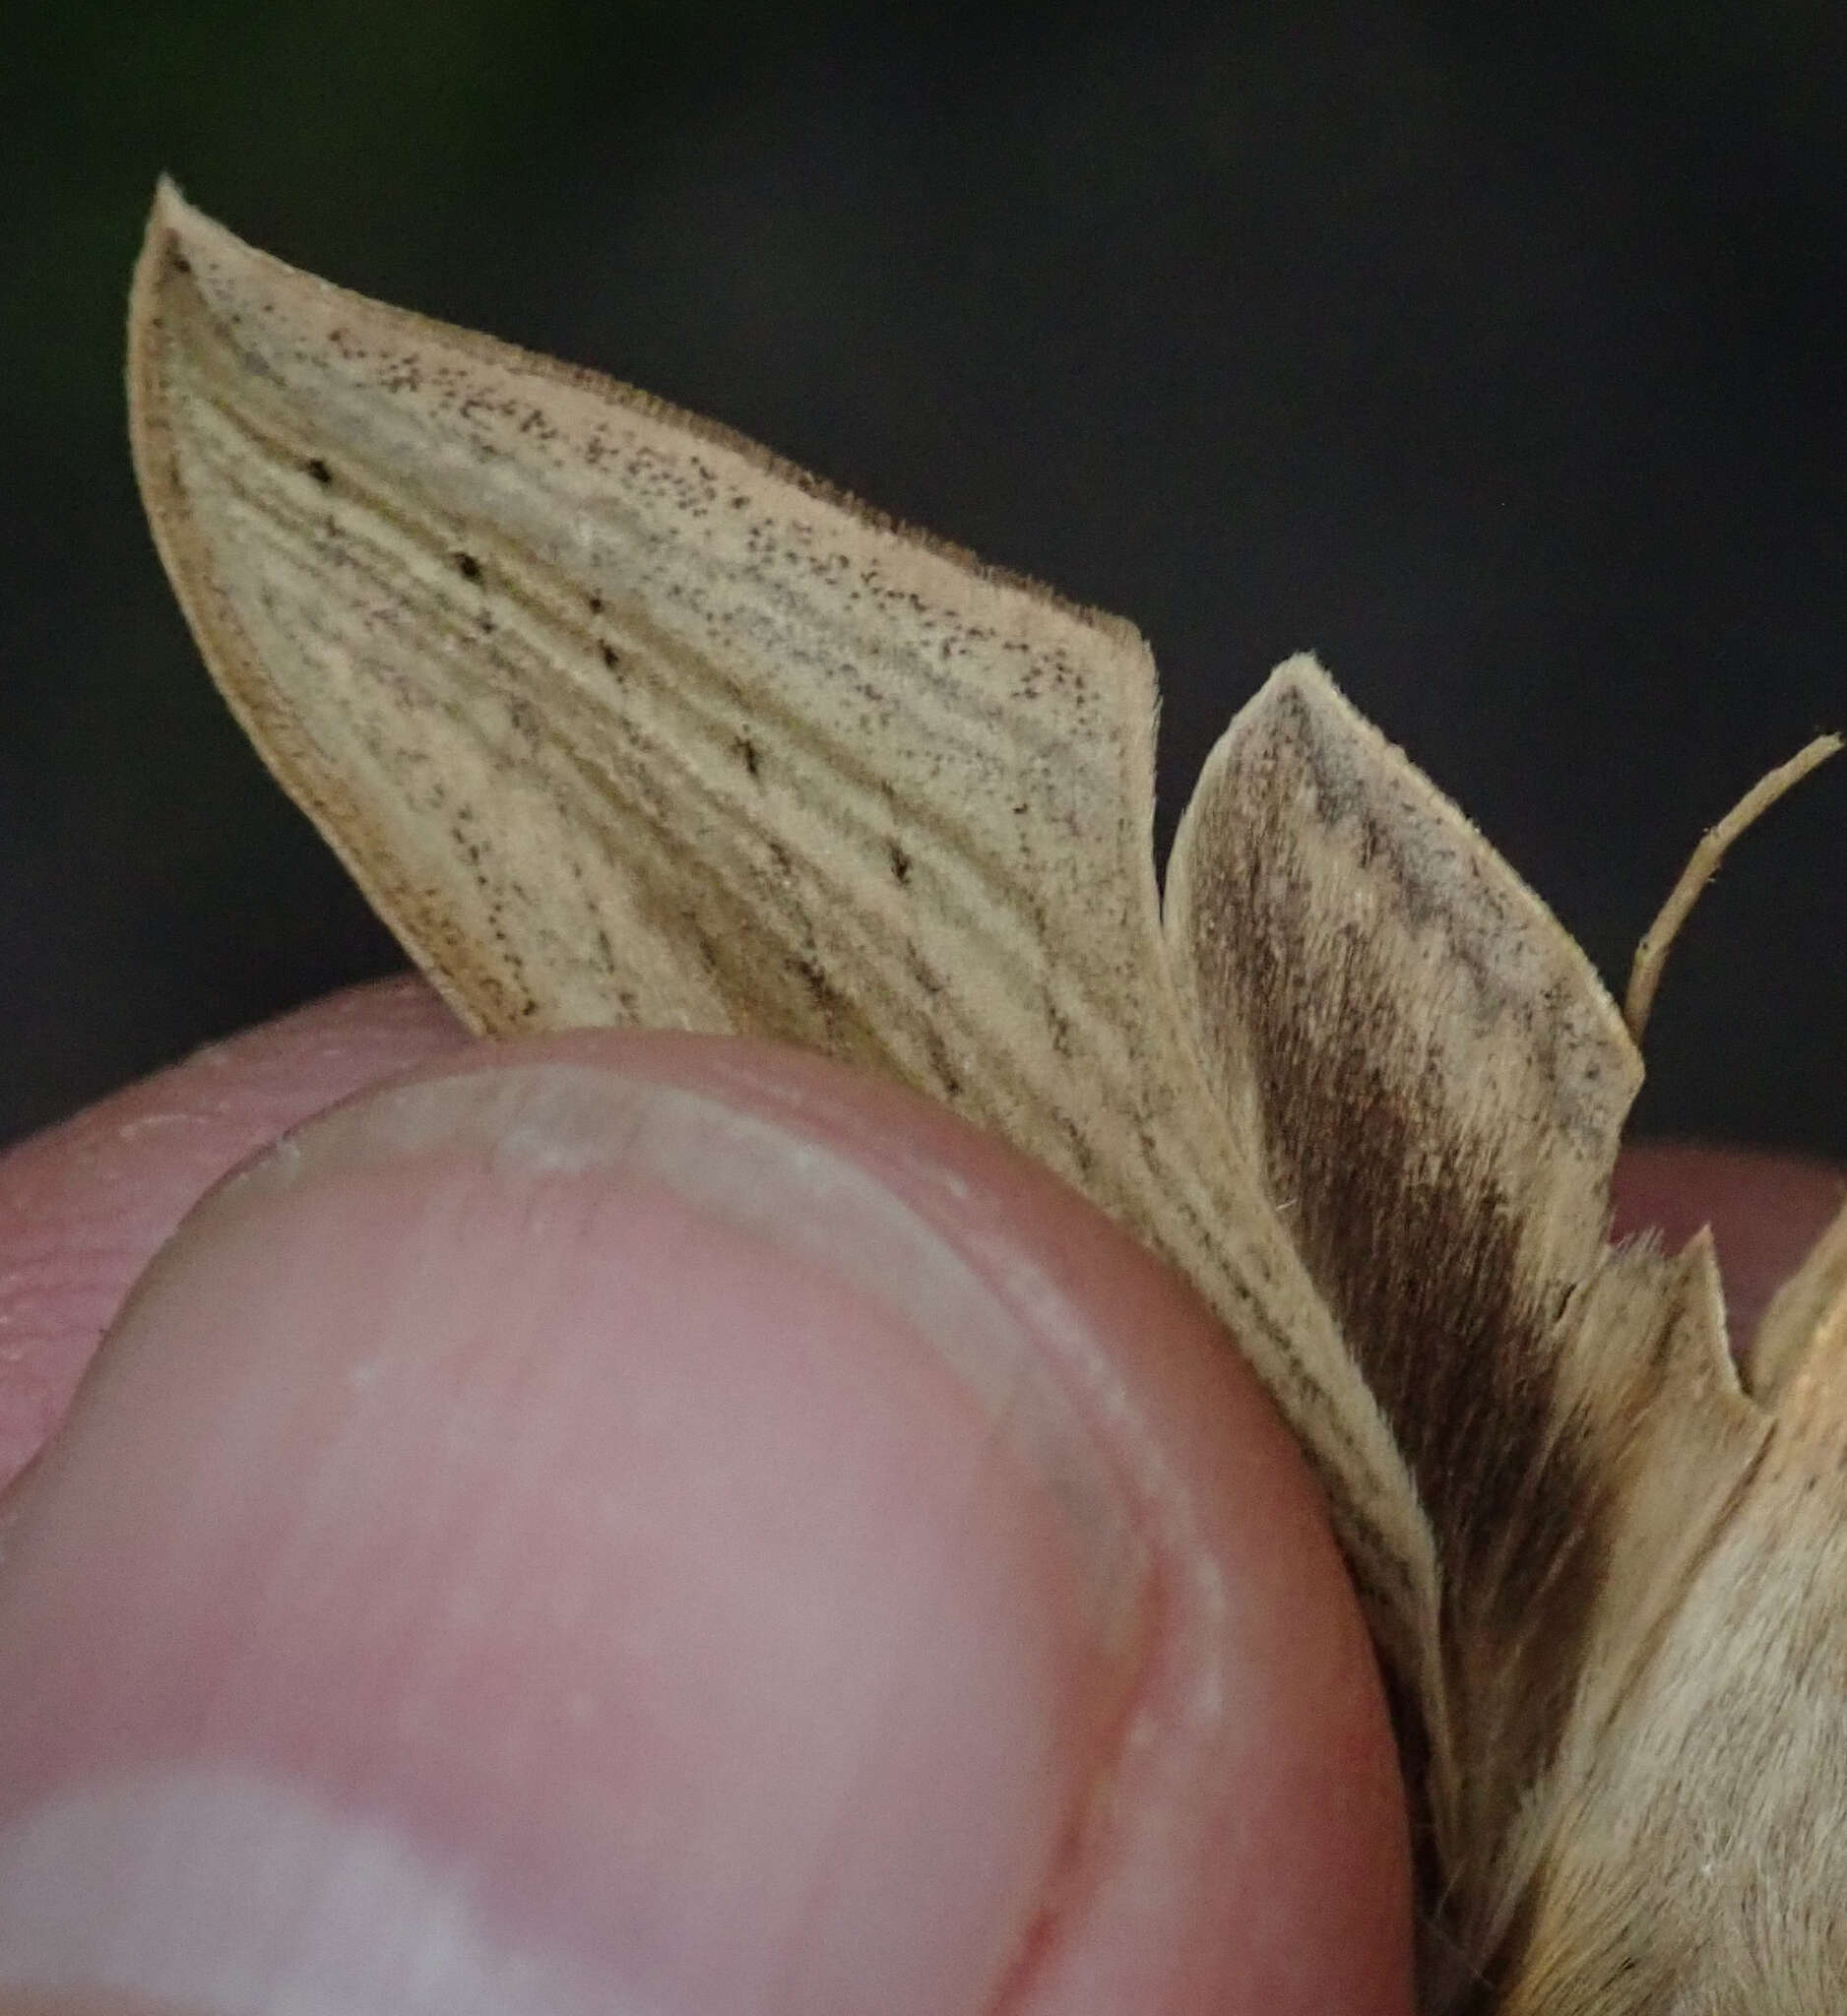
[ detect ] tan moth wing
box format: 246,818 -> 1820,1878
128,183 -> 1847,2011
126,178 -> 1435,1663
1163,669 -> 1821,2005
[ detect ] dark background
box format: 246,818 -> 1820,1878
4,1 -> 1843,1156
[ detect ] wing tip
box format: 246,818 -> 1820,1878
133,175 -> 211,311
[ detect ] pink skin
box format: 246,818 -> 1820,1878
0,978 -> 1833,2015
1610,1141 -> 1844,1360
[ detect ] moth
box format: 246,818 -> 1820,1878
127,179 -> 1845,2013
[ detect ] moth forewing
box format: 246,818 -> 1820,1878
1160,662 -> 1790,1988
126,176 -> 1443,1719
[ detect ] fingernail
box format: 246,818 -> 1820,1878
0,1060 -> 1153,2016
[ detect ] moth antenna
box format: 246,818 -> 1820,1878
1624,730 -> 1842,1042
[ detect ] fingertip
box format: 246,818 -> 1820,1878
1,1035 -> 1411,2014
